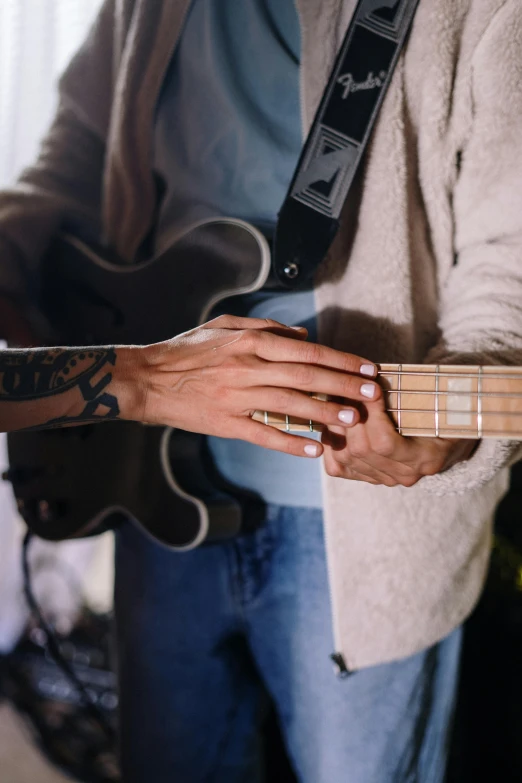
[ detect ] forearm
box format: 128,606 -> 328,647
0,346 -> 141,432
0,315 -> 381,459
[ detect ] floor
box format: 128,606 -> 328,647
0,704 -> 70,782
0,429 -> 115,783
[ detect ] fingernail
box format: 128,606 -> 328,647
361,383 -> 377,399
338,409 -> 355,424
360,364 -> 376,377
290,325 -> 307,331
304,444 -> 320,457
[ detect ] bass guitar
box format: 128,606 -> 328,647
7,218 -> 522,549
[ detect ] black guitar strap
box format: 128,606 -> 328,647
273,0 -> 421,287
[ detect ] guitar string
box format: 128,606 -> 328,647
262,399 -> 522,431
385,408 -> 522,415
435,365 -> 439,438
264,409 -> 522,419
261,373 -> 522,430
378,370 -> 522,380
382,389 -> 522,398
397,363 -> 402,435
477,365 -> 483,438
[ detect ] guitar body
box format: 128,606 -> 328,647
7,218 -> 271,549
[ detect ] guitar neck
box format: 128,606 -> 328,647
253,364 -> 522,440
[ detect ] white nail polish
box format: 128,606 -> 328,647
338,410 -> 355,424
304,444 -> 320,457
361,383 -> 376,399
360,364 -> 376,377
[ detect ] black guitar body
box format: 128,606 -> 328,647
7,218 -> 271,549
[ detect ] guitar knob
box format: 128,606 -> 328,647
283,261 -> 300,280
38,500 -> 53,523
22,499 -> 59,524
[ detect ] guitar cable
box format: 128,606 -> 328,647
21,531 -> 116,743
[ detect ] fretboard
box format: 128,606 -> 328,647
252,364 -> 522,440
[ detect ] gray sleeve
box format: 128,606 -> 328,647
420,0 -> 522,495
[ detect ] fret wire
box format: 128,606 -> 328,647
378,370 -> 522,381
261,409 -> 522,424
263,423 -> 522,438
381,389 -> 522,398
397,364 -> 402,434
396,427 -> 515,433
477,366 -> 483,438
396,428 -> 522,437
261,408 -> 522,424
385,408 -> 522,416
435,365 -> 440,437
285,414 -> 290,432
272,410 -> 522,418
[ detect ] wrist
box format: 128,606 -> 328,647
112,345 -> 149,423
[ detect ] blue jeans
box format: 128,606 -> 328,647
114,505 -> 462,783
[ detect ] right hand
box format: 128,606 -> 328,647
120,315 -> 381,458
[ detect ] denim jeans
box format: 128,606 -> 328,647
114,505 -> 462,783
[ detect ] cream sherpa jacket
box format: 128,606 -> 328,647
0,0 -> 521,670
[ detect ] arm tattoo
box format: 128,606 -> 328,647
0,348 -> 120,426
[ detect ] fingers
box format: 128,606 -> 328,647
322,407 -> 454,486
322,418 -> 419,487
206,316 -> 377,378
241,387 -> 360,428
350,400 -> 409,462
204,314 -> 309,339
322,424 -> 398,485
323,442 -> 412,487
235,417 -> 325,458
246,361 -> 381,404
247,330 -> 377,377
323,451 -> 382,485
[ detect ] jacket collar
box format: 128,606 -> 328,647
105,0 -> 356,259
295,0 -> 357,130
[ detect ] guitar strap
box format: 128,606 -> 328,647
273,0 -> 421,287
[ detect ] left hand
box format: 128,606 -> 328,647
322,392 -> 477,488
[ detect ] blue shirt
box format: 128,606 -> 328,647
153,0 -> 322,507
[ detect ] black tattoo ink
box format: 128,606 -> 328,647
0,348 -> 120,426
0,348 -> 115,400
46,389 -> 120,427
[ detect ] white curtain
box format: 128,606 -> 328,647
0,0 -> 111,653
0,0 -> 103,186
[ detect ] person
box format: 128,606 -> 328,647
0,326 -> 376,436
0,1 -> 521,781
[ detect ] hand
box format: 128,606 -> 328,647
322,392 -> 477,486
120,315 -> 381,458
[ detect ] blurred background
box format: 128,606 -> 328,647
0,0 -> 102,184
0,2 -> 114,781
2,3 -> 522,783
